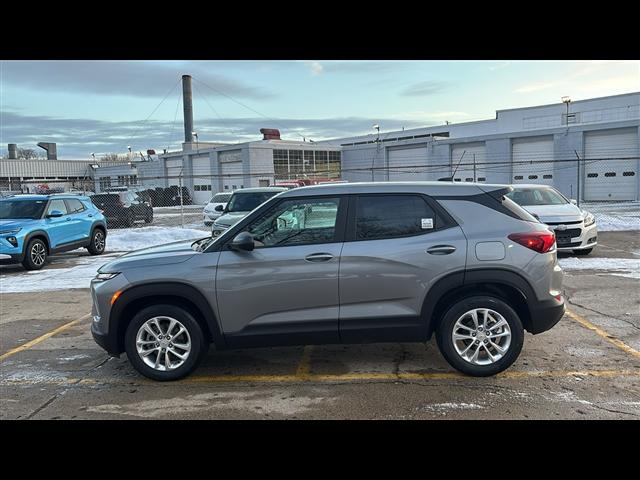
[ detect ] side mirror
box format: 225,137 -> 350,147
570,199 -> 577,205
215,204 -> 224,212
47,210 -> 64,218
229,232 -> 255,251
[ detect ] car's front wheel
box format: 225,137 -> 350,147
22,238 -> 48,270
436,296 -> 524,377
87,228 -> 106,255
124,305 -> 207,381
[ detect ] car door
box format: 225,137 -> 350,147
63,198 -> 90,243
216,196 -> 346,347
339,194 -> 467,343
44,199 -> 71,248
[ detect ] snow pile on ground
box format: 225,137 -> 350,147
0,254 -> 121,293
584,202 -> 639,231
559,256 -> 640,279
106,226 -> 209,252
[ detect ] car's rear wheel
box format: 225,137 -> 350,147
125,305 -> 207,381
125,210 -> 134,228
436,296 -> 524,377
22,238 -> 48,270
144,211 -> 153,223
87,228 -> 106,255
573,248 -> 593,255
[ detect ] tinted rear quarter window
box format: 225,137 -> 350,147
355,195 -> 439,240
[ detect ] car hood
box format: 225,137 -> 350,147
521,203 -> 585,223
99,239 -> 202,273
214,211 -> 249,227
0,218 -> 39,231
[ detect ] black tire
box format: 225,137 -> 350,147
573,248 -> 593,255
124,304 -> 208,381
21,238 -> 48,270
436,296 -> 524,377
86,228 -> 106,255
144,210 -> 153,224
125,210 -> 134,228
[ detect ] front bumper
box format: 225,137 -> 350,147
0,253 -> 23,264
549,222 -> 597,251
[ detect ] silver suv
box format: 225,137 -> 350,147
91,182 -> 565,381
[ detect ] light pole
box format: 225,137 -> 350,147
372,124 -> 380,181
561,96 -> 571,125
192,132 -> 199,152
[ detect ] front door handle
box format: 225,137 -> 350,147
87,214 -> 94,217
66,217 -> 72,221
305,253 -> 334,262
427,245 -> 456,255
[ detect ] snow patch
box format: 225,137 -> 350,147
585,202 -> 640,231
106,226 -> 208,252
559,257 -> 640,279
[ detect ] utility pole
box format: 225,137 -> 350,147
473,153 -> 477,182
574,150 -> 581,207
372,124 -> 380,181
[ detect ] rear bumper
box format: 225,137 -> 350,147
527,297 -> 566,334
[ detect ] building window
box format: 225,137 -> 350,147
289,150 -> 303,177
314,151 -> 328,173
303,151 -> 314,173
328,151 -> 341,178
99,177 -> 112,190
273,149 -> 289,180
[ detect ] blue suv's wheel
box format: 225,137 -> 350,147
87,228 -> 106,255
22,238 -> 48,270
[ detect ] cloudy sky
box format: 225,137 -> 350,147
1,60 -> 638,158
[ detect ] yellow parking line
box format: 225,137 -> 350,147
2,369 -> 639,387
295,345 -> 314,379
566,309 -> 640,360
0,314 -> 90,362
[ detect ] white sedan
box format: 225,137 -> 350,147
202,192 -> 232,226
506,185 -> 597,255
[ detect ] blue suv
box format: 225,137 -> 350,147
0,194 -> 107,270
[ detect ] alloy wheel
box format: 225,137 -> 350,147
31,242 -> 46,266
451,308 -> 512,365
94,231 -> 105,251
136,316 -> 192,371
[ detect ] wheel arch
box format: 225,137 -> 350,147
23,230 -> 51,254
422,269 -> 536,338
111,282 -> 226,354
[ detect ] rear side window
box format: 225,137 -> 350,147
65,198 -> 85,213
355,195 -> 439,240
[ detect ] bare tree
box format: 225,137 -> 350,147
17,148 -> 40,159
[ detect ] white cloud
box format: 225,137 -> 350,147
309,62 -> 324,76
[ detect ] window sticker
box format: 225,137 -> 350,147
421,218 -> 434,229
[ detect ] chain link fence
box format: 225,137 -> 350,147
1,155 -> 638,231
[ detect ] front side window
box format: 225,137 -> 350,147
245,197 -> 340,247
46,199 -> 68,216
356,195 -> 437,240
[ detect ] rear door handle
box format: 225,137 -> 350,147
88,214 -> 94,217
427,245 -> 456,255
305,253 -> 334,262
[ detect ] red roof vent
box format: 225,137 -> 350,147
260,128 -> 281,140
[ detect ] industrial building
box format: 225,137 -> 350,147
2,76 -> 638,204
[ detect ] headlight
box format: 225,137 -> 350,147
583,212 -> 596,227
0,227 -> 22,235
95,272 -> 120,281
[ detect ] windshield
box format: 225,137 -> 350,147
211,193 -> 232,203
506,188 -> 567,206
0,199 -> 47,219
226,191 -> 279,213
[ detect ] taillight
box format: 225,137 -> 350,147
508,231 -> 556,253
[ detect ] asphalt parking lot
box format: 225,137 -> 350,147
1,231 -> 638,419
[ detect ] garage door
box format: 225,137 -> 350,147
584,129 -> 638,201
165,159 -> 183,187
192,156 -> 212,204
387,146 -> 427,181
221,161 -> 243,191
451,143 -> 486,182
512,137 -> 554,185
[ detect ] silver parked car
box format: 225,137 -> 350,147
91,182 -> 565,381
202,192 -> 233,226
506,185 -> 597,255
